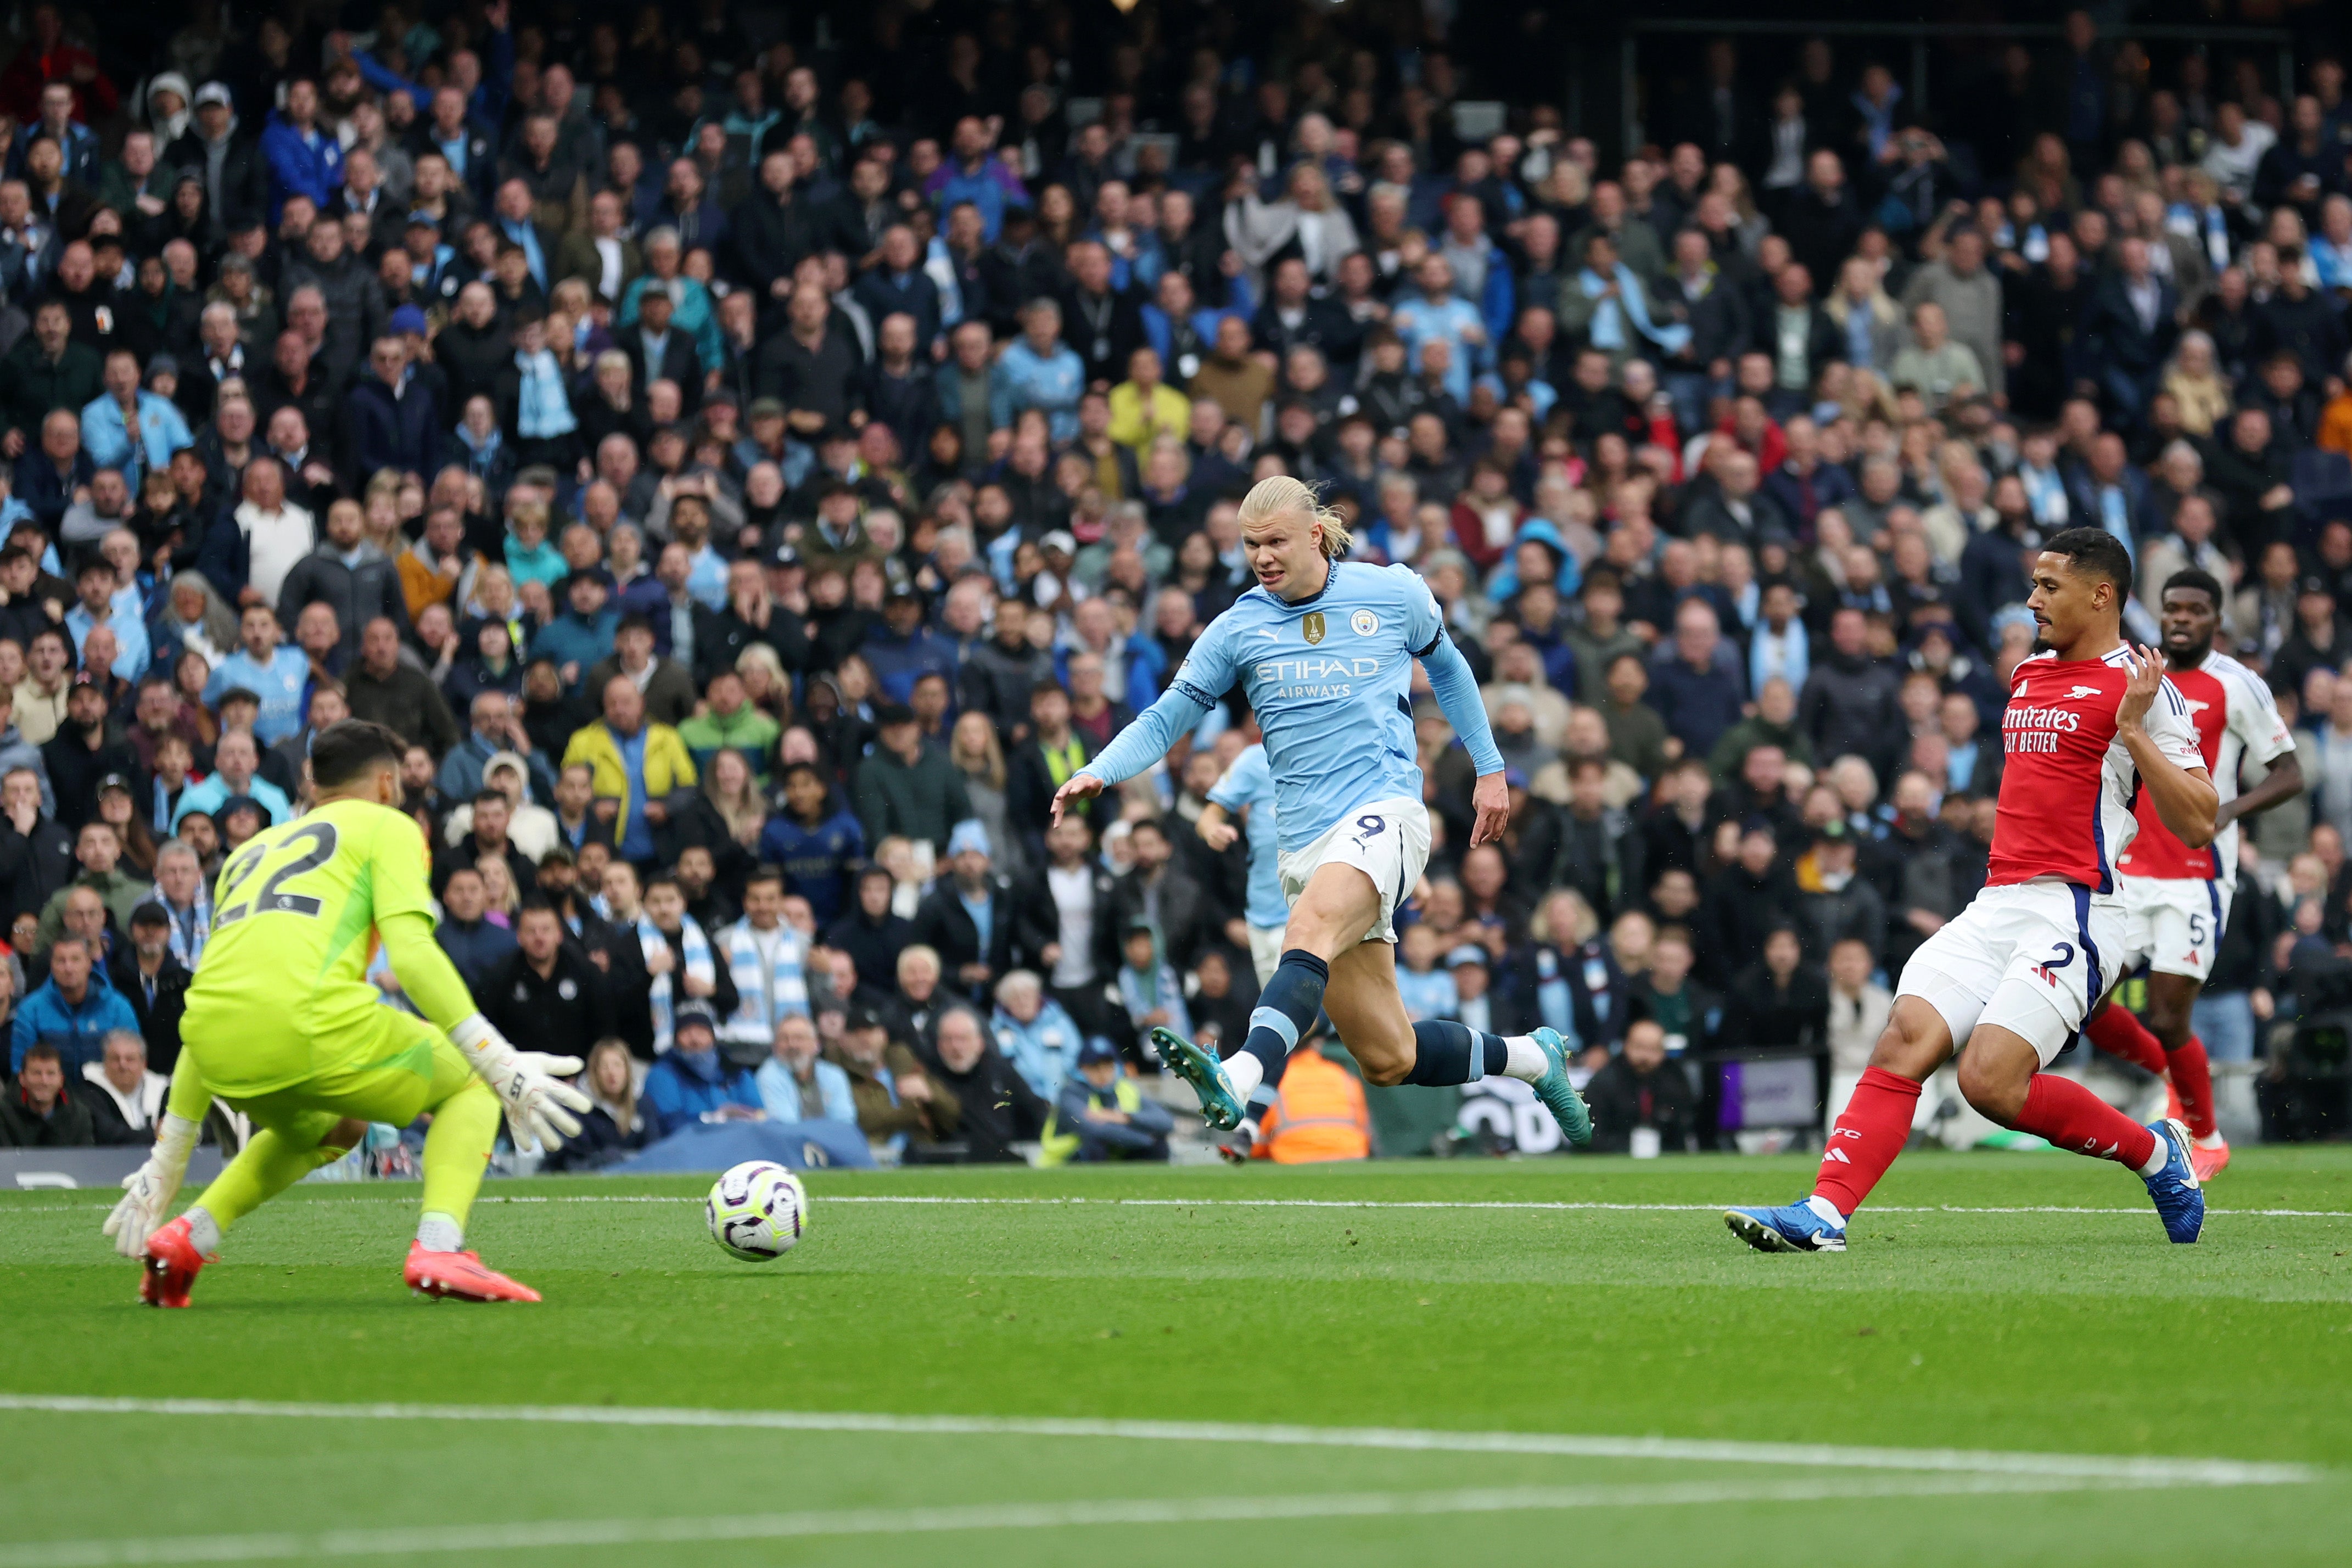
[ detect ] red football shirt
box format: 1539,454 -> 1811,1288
1990,647 -> 2204,894
2116,650 -> 2294,887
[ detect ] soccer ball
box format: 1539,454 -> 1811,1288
704,1161 -> 808,1260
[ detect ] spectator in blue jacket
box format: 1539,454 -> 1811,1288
988,968 -> 1087,1102
203,603 -> 310,746
433,865 -> 518,993
12,933 -> 137,1073
861,586 -> 959,704
990,298 -> 1086,444
79,350 -> 191,488
640,1001 -> 763,1138
853,227 -> 944,354
258,80 -> 344,225
344,335 -> 443,484
755,1013 -> 858,1125
922,116 -> 1031,242
528,571 -> 620,691
1645,598 -> 1749,761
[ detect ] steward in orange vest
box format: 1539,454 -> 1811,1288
1252,1045 -> 1371,1162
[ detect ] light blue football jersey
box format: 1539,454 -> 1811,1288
1207,743 -> 1288,928
1169,562 -> 1443,853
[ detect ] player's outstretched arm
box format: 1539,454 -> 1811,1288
378,910 -> 591,1152
2117,642 -> 2219,847
102,1060 -> 211,1258
1416,631 -> 1511,845
2221,752 -> 2302,828
1050,685 -> 1216,826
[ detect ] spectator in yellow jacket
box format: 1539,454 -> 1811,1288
1107,346 -> 1191,453
561,675 -> 697,864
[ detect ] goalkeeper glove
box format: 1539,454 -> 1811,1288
450,1013 -> 592,1153
102,1112 -> 202,1259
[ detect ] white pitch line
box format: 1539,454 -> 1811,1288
8,1193 -> 2350,1218
0,1395 -> 2318,1488
0,1472 -> 2237,1568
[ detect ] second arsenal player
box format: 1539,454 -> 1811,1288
1725,529 -> 2218,1253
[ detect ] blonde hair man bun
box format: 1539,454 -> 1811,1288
1237,474 -> 1353,560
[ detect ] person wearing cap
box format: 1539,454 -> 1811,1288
796,477 -> 882,581
1797,820 -> 1888,968
1040,1035 -> 1173,1166
165,81 -> 270,227
107,900 -> 190,1075
855,701 -> 974,859
529,570 -> 621,691
913,819 -> 1028,1001
861,581 -> 958,705
40,673 -> 133,832
2270,571 -> 2350,700
638,997 -> 763,1139
584,613 -> 696,729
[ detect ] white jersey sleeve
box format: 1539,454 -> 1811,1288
2144,680 -> 2206,775
2224,664 -> 2295,769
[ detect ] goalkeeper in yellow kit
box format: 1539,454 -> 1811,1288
102,721 -> 591,1305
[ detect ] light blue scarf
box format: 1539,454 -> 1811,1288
636,914 -> 715,1054
1576,262 -> 1689,356
512,349 -> 577,439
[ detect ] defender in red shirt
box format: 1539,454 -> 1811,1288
2086,570 -> 2302,1181
1727,530 -> 2218,1253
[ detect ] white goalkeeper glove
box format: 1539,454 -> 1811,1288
102,1112 -> 202,1259
450,1014 -> 592,1153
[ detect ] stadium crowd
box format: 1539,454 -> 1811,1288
3,1 -> 2351,1160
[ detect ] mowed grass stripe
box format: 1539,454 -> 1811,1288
9,1193 -> 2351,1218
0,1472 -> 2226,1567
0,1395 -> 2320,1486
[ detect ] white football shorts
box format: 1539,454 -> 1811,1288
2119,876 -> 2231,983
1896,880 -> 2125,1066
1276,796 -> 1432,945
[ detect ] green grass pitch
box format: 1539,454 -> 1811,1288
4,1149 -> 2351,1566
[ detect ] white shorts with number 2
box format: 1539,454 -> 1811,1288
1896,880 -> 2125,1066
1276,796 -> 1432,945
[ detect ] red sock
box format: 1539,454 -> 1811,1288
2014,1074 -> 2158,1169
2085,1005 -> 2167,1076
1813,1066 -> 1920,1216
2167,1036 -> 2217,1141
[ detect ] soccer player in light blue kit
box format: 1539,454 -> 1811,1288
1197,740 -> 1287,988
1052,477 -> 1590,1144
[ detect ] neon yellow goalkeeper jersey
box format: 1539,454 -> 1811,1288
182,798 -> 440,1096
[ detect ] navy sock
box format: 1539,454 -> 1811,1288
1236,949 -> 1328,1079
1405,1022 -> 1508,1086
